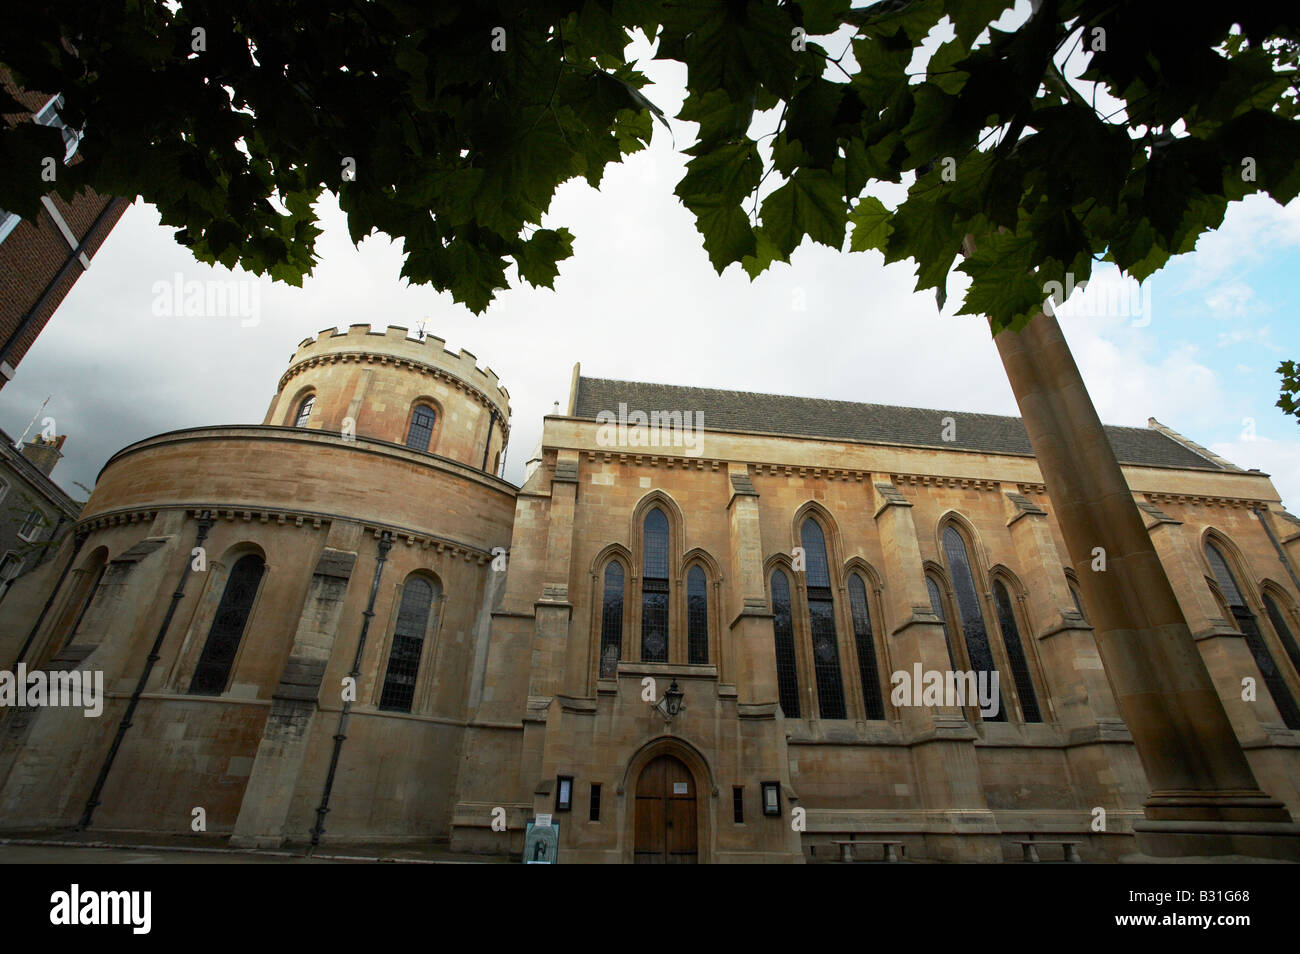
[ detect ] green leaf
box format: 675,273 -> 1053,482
759,168 -> 849,257
513,227 -> 575,289
848,196 -> 893,252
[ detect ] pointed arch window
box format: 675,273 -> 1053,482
190,553 -> 265,695
992,580 -> 1042,722
770,570 -> 801,718
687,565 -> 709,664
66,562 -> 107,648
1262,594 -> 1300,679
293,394 -> 314,428
641,508 -> 669,662
379,575 -> 438,712
599,562 -> 625,678
926,575 -> 958,669
1206,542 -> 1300,729
848,573 -> 885,720
405,405 -> 437,452
801,518 -> 846,719
941,526 -> 1005,721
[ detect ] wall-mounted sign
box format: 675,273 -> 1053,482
524,819 -> 558,864
672,782 -> 689,794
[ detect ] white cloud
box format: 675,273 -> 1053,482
1204,282 -> 1256,319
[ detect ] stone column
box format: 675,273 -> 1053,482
230,532 -> 358,848
725,466 -> 777,705
993,307 -> 1297,858
873,481 -> 1000,861
1003,491 -> 1143,816
1140,503 -> 1287,746
540,452 -> 578,699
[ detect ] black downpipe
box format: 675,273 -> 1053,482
481,408 -> 497,472
78,511 -> 213,830
309,530 -> 392,850
11,526 -> 87,668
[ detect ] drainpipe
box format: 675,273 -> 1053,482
11,526 -> 88,668
309,530 -> 392,850
78,510 -> 214,830
1254,505 -> 1300,596
480,407 -> 498,472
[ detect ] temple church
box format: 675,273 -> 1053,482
1,322 -> 1298,862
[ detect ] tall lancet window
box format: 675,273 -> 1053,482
770,570 -> 801,718
1263,594 -> 1300,679
687,565 -> 709,664
599,562 -> 625,678
1206,542 -> 1300,729
641,508 -> 670,662
942,526 -> 1005,721
848,573 -> 885,720
926,575 -> 958,669
801,519 -> 846,719
992,580 -> 1042,722
190,554 -> 265,695
379,575 -> 438,712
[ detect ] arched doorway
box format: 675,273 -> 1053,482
634,754 -> 698,864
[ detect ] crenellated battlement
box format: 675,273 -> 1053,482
287,323 -> 510,418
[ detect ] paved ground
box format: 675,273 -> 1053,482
0,830 -> 504,864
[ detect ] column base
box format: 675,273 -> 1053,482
1133,820 -> 1300,860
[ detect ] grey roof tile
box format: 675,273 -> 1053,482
573,377 -> 1222,471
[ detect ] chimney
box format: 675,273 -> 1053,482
20,433 -> 65,476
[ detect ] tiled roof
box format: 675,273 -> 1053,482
572,377 -> 1223,471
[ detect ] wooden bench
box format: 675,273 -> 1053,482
1013,839 -> 1082,863
832,839 -> 905,863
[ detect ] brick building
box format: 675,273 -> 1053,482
0,70 -> 129,387
1,324 -> 1298,862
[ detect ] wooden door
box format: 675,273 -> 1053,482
634,755 -> 698,863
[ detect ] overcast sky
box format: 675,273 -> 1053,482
1,9 -> 1297,510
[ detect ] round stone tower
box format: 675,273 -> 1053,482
8,323 -> 517,847
265,323 -> 510,473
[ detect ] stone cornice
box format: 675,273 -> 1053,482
1145,492 -> 1278,509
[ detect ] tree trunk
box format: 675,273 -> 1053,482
991,304 -> 1299,858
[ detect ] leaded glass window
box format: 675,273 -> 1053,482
379,576 -> 437,712
848,574 -> 885,720
801,519 -> 845,719
942,527 -> 1005,721
1206,542 -> 1300,729
926,575 -> 958,669
293,394 -> 314,427
771,570 -> 801,718
599,562 -> 625,678
405,405 -> 436,451
687,565 -> 708,664
993,580 -> 1042,723
190,554 -> 265,695
641,509 -> 669,662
